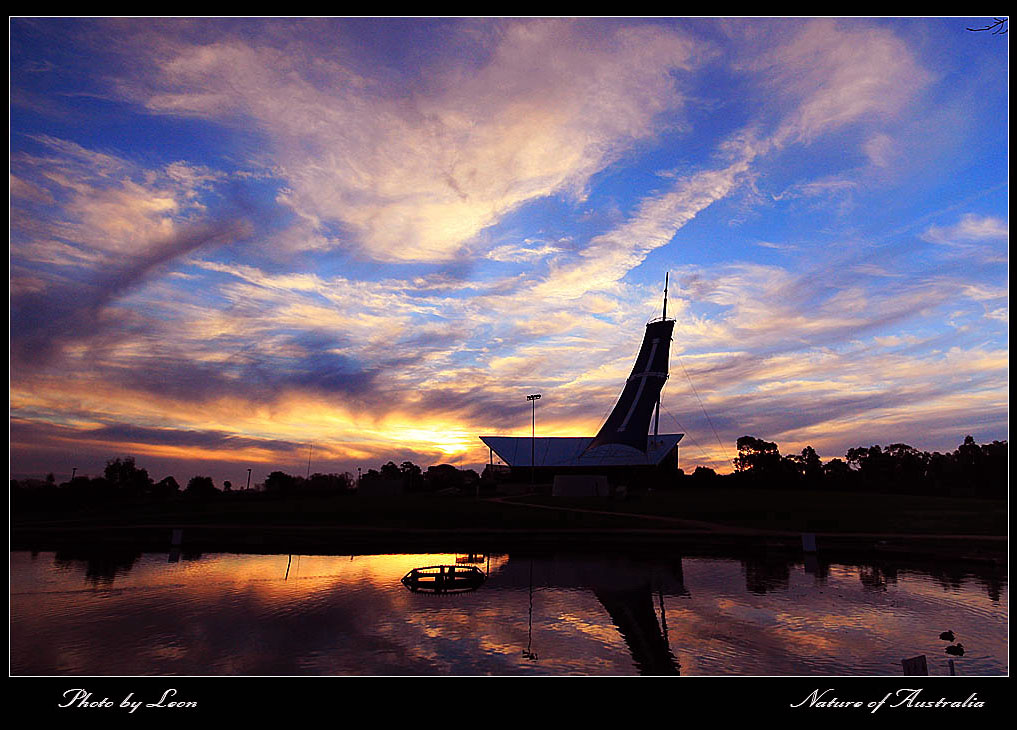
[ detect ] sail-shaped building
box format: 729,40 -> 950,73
480,281 -> 683,482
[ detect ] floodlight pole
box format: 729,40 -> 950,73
527,394 -> 541,485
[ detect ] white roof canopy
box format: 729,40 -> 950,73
480,434 -> 682,468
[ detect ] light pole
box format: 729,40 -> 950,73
246,468 -> 252,491
527,394 -> 541,484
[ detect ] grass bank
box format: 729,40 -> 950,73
12,484 -> 1006,563
503,486 -> 1007,536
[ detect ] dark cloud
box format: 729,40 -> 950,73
82,422 -> 302,453
10,417 -> 301,458
97,332 -> 384,409
408,386 -> 532,424
11,219 -> 250,368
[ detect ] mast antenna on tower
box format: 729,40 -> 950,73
654,271 -> 670,439
662,271 -> 669,320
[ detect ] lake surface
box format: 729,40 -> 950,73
10,549 -> 1007,675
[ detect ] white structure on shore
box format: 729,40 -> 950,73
480,276 -> 683,472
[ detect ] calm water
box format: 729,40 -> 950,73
10,549 -> 1007,675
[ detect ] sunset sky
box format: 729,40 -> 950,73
10,18 -> 1009,484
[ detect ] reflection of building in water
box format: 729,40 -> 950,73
489,554 -> 686,675
593,585 -> 679,675
803,554 -> 830,585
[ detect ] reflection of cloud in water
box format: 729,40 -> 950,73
719,602 -> 782,628
9,550 -> 1008,675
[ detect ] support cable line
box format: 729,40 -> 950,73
662,403 -> 713,465
675,355 -> 726,453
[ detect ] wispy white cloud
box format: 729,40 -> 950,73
11,136 -> 225,264
508,19 -> 936,309
922,213 -> 1009,246
129,20 -> 708,262
863,132 -> 896,168
748,19 -> 934,146
771,176 -> 857,202
485,239 -> 565,263
530,155 -> 756,303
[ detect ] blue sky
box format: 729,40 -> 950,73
9,18 -> 1009,483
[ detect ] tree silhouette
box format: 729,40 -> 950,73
691,465 -> 718,483
151,475 -> 180,499
399,461 -> 424,490
966,18 -> 1008,35
733,436 -> 782,475
264,470 -> 298,493
103,456 -> 153,492
184,475 -> 217,497
787,446 -> 824,485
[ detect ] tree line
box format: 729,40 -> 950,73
683,434 -> 1007,498
262,460 -> 480,493
11,434 -> 1007,509
11,456 -> 484,510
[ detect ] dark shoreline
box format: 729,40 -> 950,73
11,522 -> 1007,567
13,483 -> 1007,568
